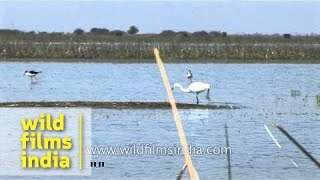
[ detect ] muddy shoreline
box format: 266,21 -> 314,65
0,101 -> 241,110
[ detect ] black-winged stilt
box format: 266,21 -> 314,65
186,70 -> 193,83
24,70 -> 41,83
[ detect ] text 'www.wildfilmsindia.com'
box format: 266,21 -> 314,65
86,143 -> 232,156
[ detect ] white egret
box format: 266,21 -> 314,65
172,82 -> 211,104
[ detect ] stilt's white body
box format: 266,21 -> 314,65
25,72 -> 36,77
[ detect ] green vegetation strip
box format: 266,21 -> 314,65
1,33 -> 320,62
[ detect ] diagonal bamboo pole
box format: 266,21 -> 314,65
224,123 -> 232,180
176,163 -> 188,180
264,124 -> 299,167
276,125 -> 320,168
153,48 -> 199,180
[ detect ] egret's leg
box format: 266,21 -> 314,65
206,89 -> 211,99
196,94 -> 199,104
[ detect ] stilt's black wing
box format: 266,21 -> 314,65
29,71 -> 41,74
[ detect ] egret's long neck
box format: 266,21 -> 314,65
175,83 -> 190,93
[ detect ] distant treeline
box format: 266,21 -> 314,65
1,27 -> 320,62
0,26 -> 309,38
0,26 -> 229,36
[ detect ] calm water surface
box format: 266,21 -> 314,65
0,62 -> 319,179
